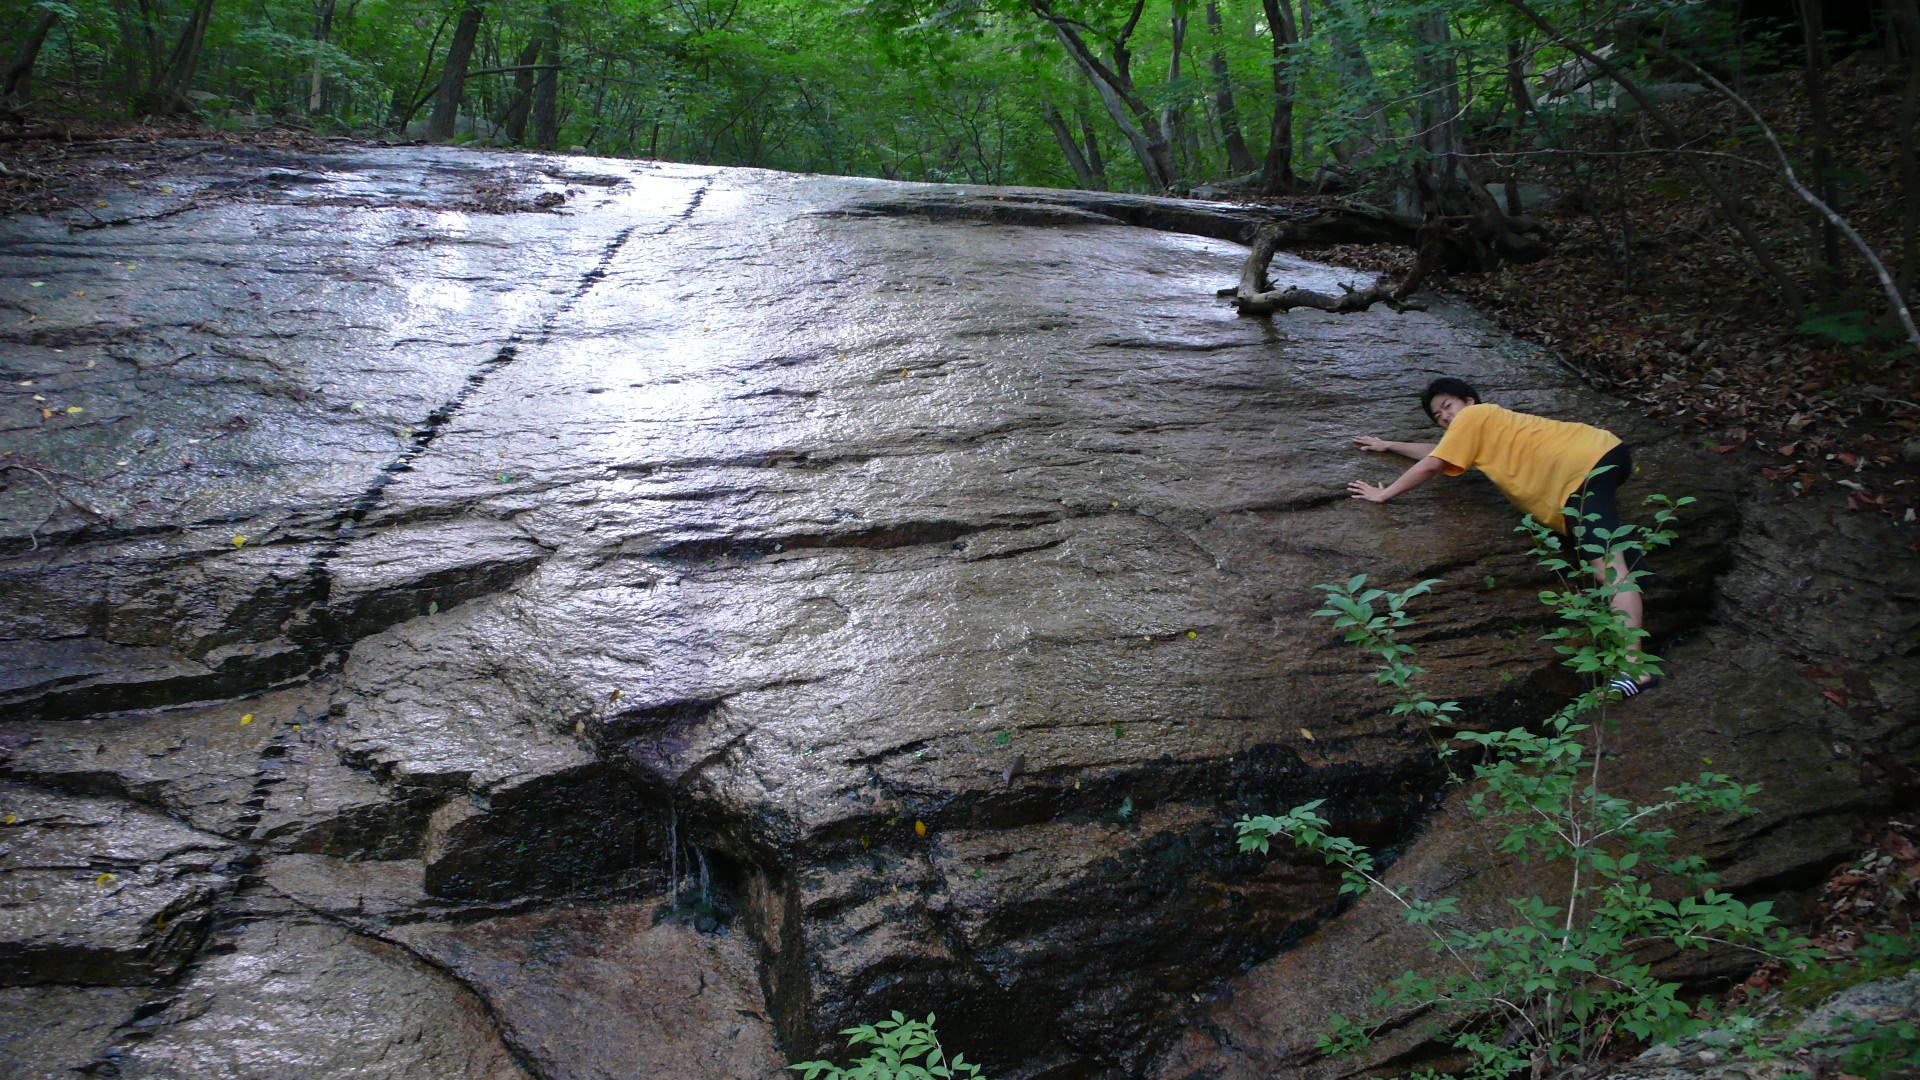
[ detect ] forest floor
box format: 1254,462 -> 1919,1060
1286,52 -> 1920,533
2,57 -> 1916,531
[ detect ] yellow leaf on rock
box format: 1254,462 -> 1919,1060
95,873 -> 116,886
3,814 -> 16,825
914,820 -> 928,837
239,713 -> 254,726
1186,631 -> 1197,639
1300,728 -> 1315,741
66,406 -> 82,414
232,535 -> 247,548
40,409 -> 53,419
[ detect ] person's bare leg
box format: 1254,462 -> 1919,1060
1591,552 -> 1651,687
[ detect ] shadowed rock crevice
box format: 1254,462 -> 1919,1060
644,513 -> 1065,565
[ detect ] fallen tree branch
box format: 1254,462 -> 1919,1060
1219,194 -> 1554,316
1221,209 -> 1436,315
1234,276 -> 1428,315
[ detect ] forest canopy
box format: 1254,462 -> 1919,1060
0,0 -> 1893,193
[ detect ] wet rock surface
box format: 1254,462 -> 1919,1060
0,143 -> 1913,1078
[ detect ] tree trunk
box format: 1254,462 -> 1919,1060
426,2 -> 486,142
1078,107 -> 1109,189
1163,11 -> 1191,178
1258,0 -> 1299,196
1205,1 -> 1257,175
1409,9 -> 1473,216
308,0 -> 336,114
1502,38 -> 1535,215
497,36 -> 541,141
1320,0 -> 1391,170
1043,101 -> 1102,189
391,11 -> 452,130
106,0 -> 148,104
141,0 -> 218,116
1894,0 -> 1920,302
1796,0 -> 1841,300
2,10 -> 60,101
531,7 -> 561,151
1032,0 -> 1178,190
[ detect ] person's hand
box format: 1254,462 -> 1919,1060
1347,480 -> 1391,503
1353,435 -> 1390,452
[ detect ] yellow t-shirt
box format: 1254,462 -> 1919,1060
1430,403 -> 1621,533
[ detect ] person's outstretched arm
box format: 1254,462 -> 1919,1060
1349,455 -> 1447,503
1353,436 -> 1438,459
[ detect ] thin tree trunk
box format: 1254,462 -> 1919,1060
143,0 -> 217,115
1503,38 -> 1535,215
1796,0 -> 1840,300
1033,0 -> 1177,190
132,0 -> 162,86
3,10 -> 60,101
1043,101 -> 1101,188
1894,0 -> 1920,301
106,0 -> 146,103
426,2 -> 485,142
392,11 -> 452,129
498,36 -> 541,140
1163,10 -> 1190,178
308,0 -> 336,113
1078,107 -> 1109,189
531,6 -> 561,150
1410,9 -> 1471,215
1259,0 -> 1299,195
1321,0 -> 1389,167
1205,1 -> 1256,174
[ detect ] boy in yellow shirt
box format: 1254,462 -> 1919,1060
1348,377 -> 1656,697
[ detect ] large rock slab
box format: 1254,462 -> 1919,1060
108,919 -> 534,1080
0,785 -> 237,986
395,901 -> 785,1080
0,143 -> 1910,1080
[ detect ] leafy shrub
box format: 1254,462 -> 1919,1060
1236,495 -> 1816,1076
789,1012 -> 987,1080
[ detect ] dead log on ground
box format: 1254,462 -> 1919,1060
1221,201 -> 1551,316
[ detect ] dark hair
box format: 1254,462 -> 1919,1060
1421,377 -> 1481,423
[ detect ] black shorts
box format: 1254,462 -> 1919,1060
1562,443 -> 1633,559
